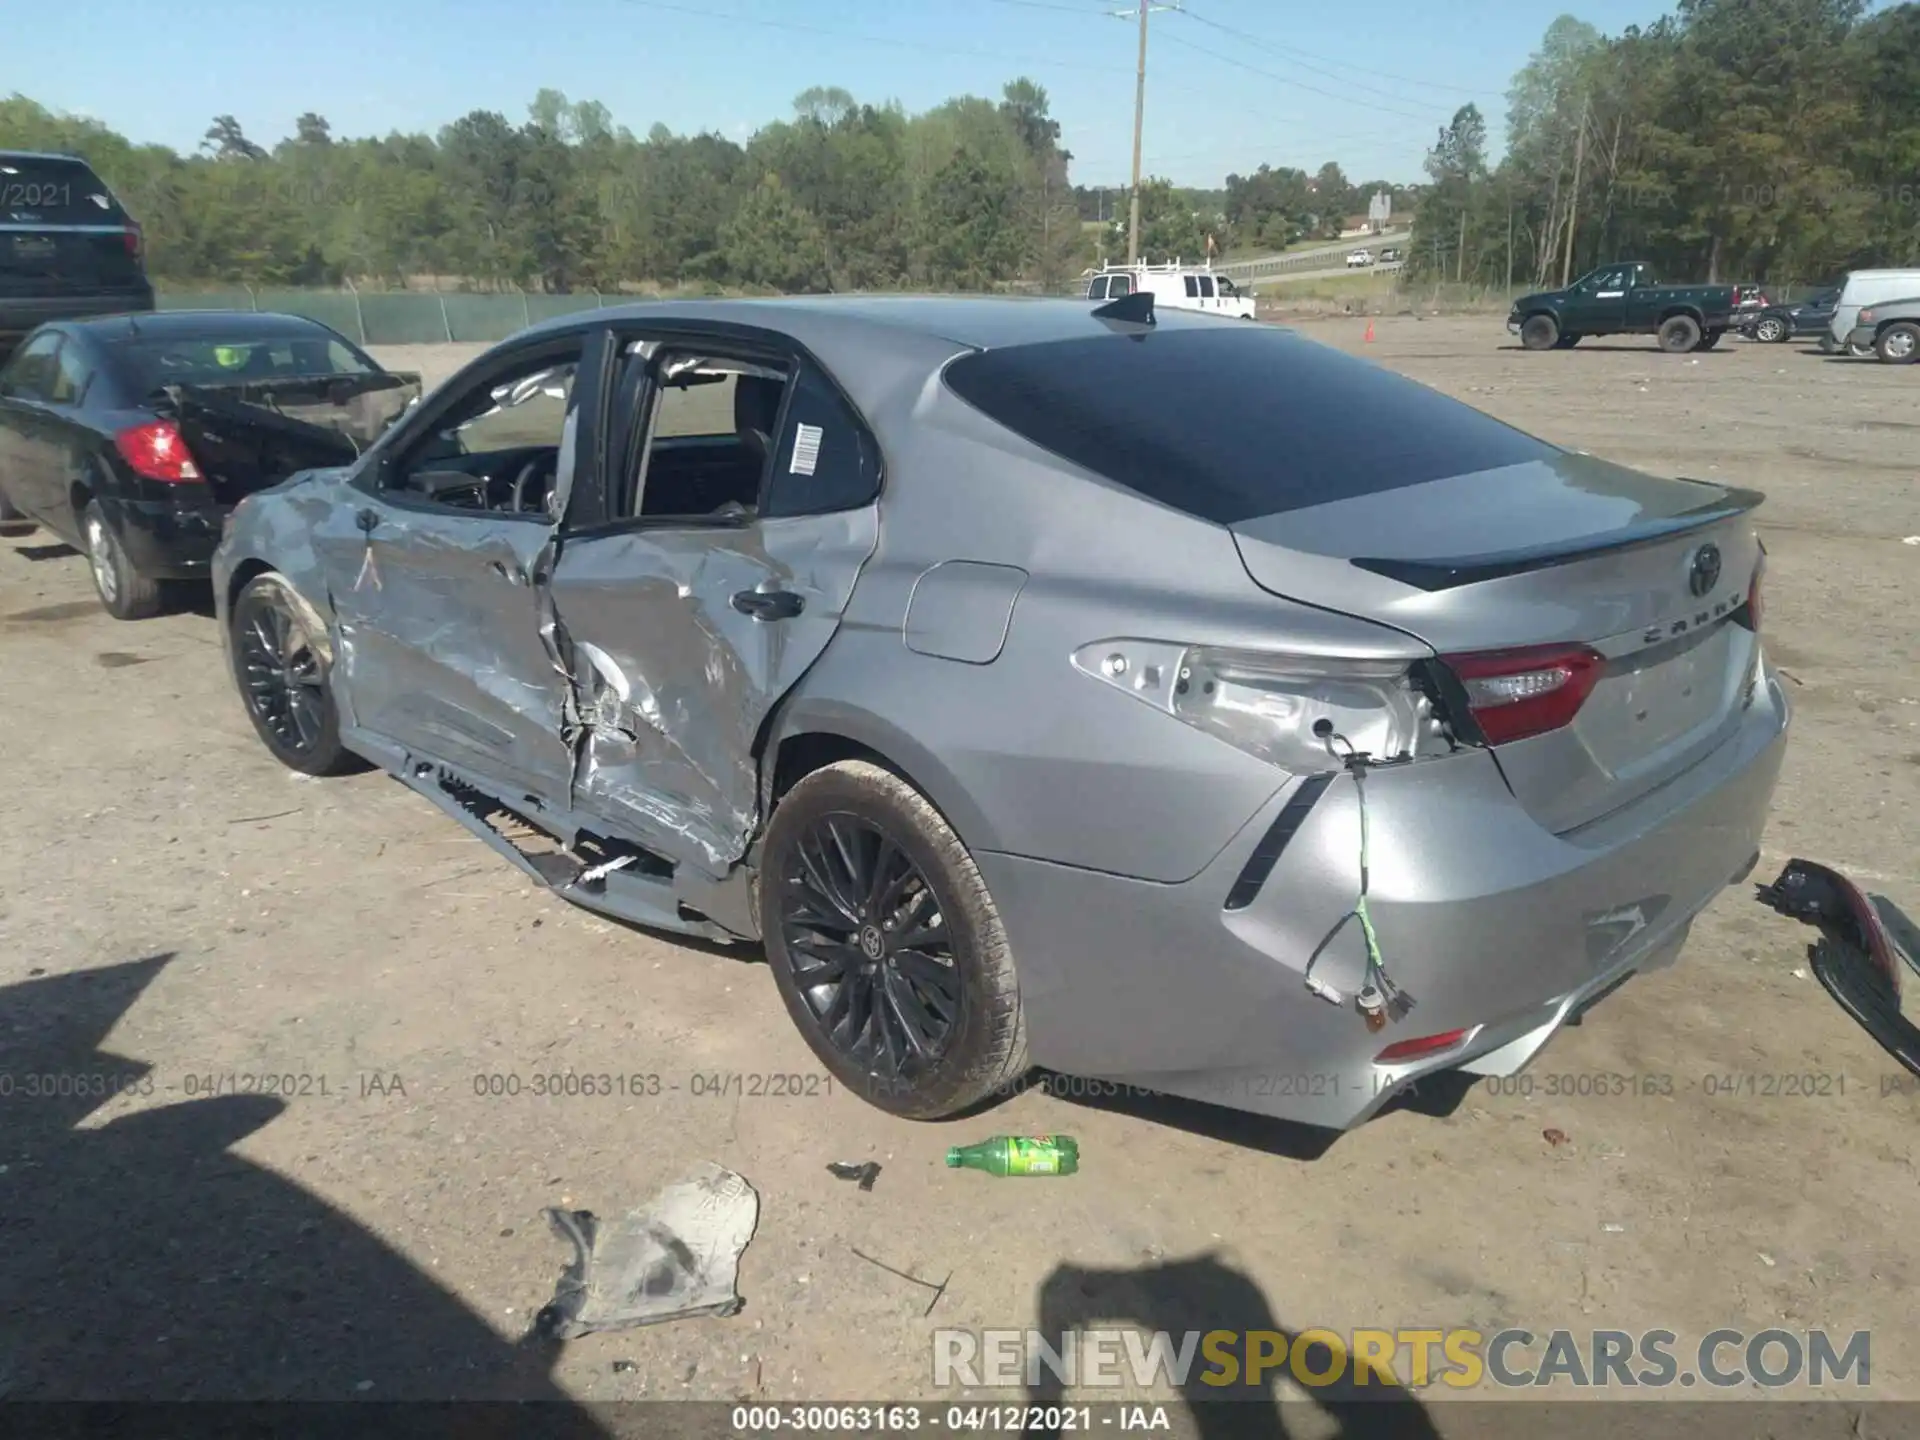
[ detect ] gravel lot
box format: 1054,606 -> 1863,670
1,319 -> 1915,1417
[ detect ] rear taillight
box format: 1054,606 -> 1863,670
1744,551 -> 1765,631
114,420 -> 201,482
1376,1028 -> 1470,1064
123,223 -> 143,258
1861,308 -> 1877,324
1442,644 -> 1604,746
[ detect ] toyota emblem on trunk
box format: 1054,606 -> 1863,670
1688,543 -> 1722,597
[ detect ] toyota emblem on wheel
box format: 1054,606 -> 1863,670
1688,543 -> 1722,597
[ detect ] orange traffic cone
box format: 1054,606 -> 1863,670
1364,319 -> 1375,343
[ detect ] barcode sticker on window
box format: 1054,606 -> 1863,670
790,423 -> 823,476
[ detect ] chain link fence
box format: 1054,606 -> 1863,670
154,287 -> 622,345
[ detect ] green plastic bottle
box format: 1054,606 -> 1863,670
945,1134 -> 1080,1176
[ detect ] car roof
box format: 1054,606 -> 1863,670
531,294 -> 1239,353
0,149 -> 94,164
62,310 -> 351,345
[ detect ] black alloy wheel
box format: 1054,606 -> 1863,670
758,759 -> 1028,1119
778,812 -> 962,1078
231,573 -> 360,776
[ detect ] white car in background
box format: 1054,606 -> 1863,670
1084,263 -> 1257,319
1346,249 -> 1375,268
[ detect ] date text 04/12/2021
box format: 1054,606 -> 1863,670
468,1072 -> 836,1099
729,1405 -> 1171,1432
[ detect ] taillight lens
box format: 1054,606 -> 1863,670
114,420 -> 201,482
1744,551 -> 1765,631
1860,308 -> 1876,324
1071,640 -> 1448,771
1442,644 -> 1604,746
122,223 -> 144,258
1376,1028 -> 1470,1064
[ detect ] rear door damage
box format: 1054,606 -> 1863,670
158,370 -> 421,503
1756,858 -> 1920,1077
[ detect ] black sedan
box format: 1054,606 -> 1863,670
1743,286 -> 1840,343
0,310 -> 419,618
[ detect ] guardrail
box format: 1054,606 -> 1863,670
1213,230 -> 1414,282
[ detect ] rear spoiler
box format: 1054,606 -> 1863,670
1350,484 -> 1765,591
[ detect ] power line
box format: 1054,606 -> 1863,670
1155,30 -> 1453,125
1178,6 -> 1501,99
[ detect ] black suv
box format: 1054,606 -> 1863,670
1,151 -> 153,356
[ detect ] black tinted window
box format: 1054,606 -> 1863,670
0,157 -> 125,224
762,366 -> 880,518
942,327 -> 1553,524
114,332 -> 373,392
1,332 -> 62,400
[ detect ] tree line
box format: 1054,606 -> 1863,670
2,78 -> 1417,293
1411,0 -> 1920,288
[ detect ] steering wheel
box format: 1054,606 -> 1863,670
507,455 -> 549,515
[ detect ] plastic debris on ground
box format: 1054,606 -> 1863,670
533,1161 -> 759,1339
826,1161 -> 881,1191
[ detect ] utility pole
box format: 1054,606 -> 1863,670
1113,2 -> 1178,266
1561,93 -> 1590,288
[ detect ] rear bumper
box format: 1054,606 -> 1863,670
0,287 -> 154,343
1845,324 -> 1878,351
978,668 -> 1791,1131
98,493 -> 228,579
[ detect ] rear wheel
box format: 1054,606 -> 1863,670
1754,315 -> 1788,343
1519,315 -> 1559,350
1695,329 -> 1723,351
230,572 -> 361,777
82,501 -> 163,620
759,759 -> 1028,1119
1876,322 -> 1920,363
1553,333 -> 1582,349
1848,340 -> 1876,358
1658,314 -> 1701,353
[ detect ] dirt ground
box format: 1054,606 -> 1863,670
2,319 -> 1916,1417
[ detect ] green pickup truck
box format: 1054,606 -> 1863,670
1507,262 -> 1739,353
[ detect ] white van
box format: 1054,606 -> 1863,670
1085,262 -> 1258,319
1829,269 -> 1920,352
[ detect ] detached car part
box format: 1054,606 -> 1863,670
1756,858 -> 1920,1077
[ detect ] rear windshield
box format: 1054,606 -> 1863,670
0,156 -> 126,225
942,326 -> 1554,524
113,331 -> 376,392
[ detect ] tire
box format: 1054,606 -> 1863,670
82,500 -> 163,620
1876,322 -> 1920,364
1553,333 -> 1582,349
1658,314 -> 1702,353
758,759 -> 1028,1120
1754,315 -> 1788,343
1519,314 -> 1559,350
229,571 -> 361,777
1848,341 -> 1876,358
1696,329 -> 1723,351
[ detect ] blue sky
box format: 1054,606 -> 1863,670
13,0 -> 1678,186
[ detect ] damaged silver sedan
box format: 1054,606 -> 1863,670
212,296 -> 1790,1127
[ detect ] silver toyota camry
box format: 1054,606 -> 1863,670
211,294 -> 1789,1129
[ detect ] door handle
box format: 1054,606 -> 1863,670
490,559 -> 528,585
731,588 -> 805,621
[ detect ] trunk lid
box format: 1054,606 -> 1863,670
155,373 -> 421,504
1230,452 -> 1766,834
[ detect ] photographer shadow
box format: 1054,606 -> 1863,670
1026,1254 -> 1443,1440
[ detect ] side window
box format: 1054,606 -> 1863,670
384,341 -> 584,515
49,341 -> 93,405
762,365 -> 881,519
1218,277 -> 1239,297
1,333 -> 63,401
1197,276 -> 1216,298
1183,275 -> 1200,298
628,353 -> 792,523
1087,277 -> 1109,301
1107,273 -> 1133,297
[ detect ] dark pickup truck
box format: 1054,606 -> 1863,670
1507,262 -> 1738,353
